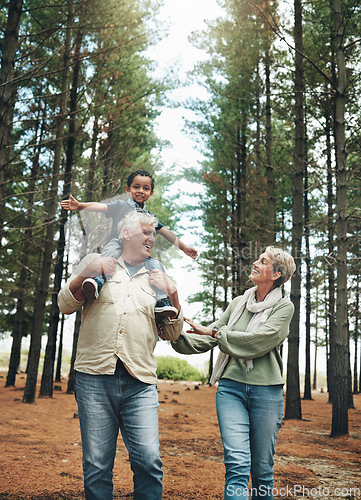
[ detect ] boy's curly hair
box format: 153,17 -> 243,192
127,169 -> 155,191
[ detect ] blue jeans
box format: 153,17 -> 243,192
75,361 -> 163,500
216,379 -> 284,500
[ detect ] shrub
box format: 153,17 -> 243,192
156,356 -> 206,382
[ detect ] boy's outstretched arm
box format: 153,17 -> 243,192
60,194 -> 108,213
157,226 -> 198,260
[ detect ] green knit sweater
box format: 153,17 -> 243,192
172,296 -> 294,386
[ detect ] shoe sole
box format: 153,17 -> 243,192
82,280 -> 99,300
155,308 -> 178,319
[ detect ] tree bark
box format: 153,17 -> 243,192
330,0 -> 349,437
325,104 -> 336,404
234,116 -> 248,294
265,43 -> 275,244
39,28 -> 81,398
0,0 -> 23,248
354,276 -> 359,393
22,1 -> 73,404
285,0 -> 304,420
303,145 -> 312,400
312,287 -> 319,391
6,110 -> 43,387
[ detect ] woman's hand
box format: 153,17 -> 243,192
184,317 -> 212,336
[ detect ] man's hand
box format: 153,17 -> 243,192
61,194 -> 80,211
182,246 -> 198,259
70,256 -> 117,302
79,256 -> 117,278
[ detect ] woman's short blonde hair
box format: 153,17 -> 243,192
265,246 -> 296,287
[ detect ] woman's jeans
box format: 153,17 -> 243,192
75,361 -> 163,500
216,379 -> 284,500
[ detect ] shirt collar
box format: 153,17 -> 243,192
127,197 -> 146,211
117,256 -> 148,277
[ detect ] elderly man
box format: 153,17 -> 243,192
58,211 -> 183,500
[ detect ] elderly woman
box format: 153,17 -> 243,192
172,246 -> 295,500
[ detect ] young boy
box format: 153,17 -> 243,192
61,169 -> 198,318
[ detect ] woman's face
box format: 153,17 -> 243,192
249,252 -> 280,286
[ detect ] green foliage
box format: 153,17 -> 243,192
156,356 -> 207,383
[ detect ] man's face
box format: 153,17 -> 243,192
126,223 -> 156,261
125,175 -> 153,206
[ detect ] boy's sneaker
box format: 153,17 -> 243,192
82,278 -> 99,300
155,298 -> 178,319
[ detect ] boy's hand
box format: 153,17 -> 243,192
149,270 -> 176,295
183,246 -> 198,260
61,194 -> 79,211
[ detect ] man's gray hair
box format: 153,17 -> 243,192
117,211 -> 158,245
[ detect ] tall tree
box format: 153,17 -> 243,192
303,142 -> 312,400
330,0 -> 350,437
285,0 -> 304,420
23,0 -> 74,404
0,0 -> 23,248
39,30 -> 83,398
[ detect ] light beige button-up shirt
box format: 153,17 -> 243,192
58,253 -> 183,384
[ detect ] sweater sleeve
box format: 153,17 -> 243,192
217,300 -> 294,360
171,298 -> 237,355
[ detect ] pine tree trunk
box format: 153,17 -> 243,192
330,0 -> 349,437
312,289 -> 319,391
325,106 -> 336,404
6,296 -> 23,386
285,0 -> 304,420
6,111 -> 44,387
0,0 -> 23,248
222,236 -> 228,310
353,276 -> 359,393
304,154 -> 312,400
235,117 -> 248,293
66,71 -> 97,390
359,335 -> 361,393
255,64 -> 262,253
265,44 -> 275,244
40,28 -> 81,398
22,1 -> 73,404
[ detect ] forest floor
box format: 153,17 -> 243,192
0,373 -> 360,500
